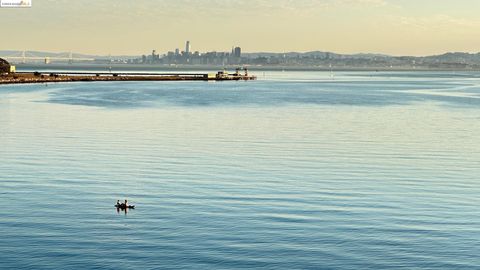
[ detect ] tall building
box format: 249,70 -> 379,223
234,47 -> 242,58
150,50 -> 160,63
185,41 -> 191,54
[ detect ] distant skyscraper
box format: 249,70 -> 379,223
234,47 -> 241,58
186,41 -> 191,54
175,48 -> 180,55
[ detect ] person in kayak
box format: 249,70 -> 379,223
115,199 -> 134,210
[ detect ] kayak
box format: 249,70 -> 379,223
115,204 -> 135,209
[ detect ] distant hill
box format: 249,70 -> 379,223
243,51 -> 480,68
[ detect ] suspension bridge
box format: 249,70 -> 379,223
0,50 -> 95,63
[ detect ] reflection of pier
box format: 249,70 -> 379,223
1,70 -> 257,85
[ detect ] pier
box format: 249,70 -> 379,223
0,58 -> 256,85
0,70 -> 256,85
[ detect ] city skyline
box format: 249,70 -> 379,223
1,0 -> 480,56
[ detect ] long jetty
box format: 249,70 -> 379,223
0,70 -> 257,85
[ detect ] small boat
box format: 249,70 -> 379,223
115,200 -> 135,209
115,204 -> 135,209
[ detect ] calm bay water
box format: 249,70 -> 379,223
0,71 -> 479,269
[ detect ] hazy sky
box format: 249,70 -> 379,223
1,0 -> 480,56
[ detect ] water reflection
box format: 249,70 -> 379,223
0,71 -> 479,269
116,206 -> 131,215
44,73 -> 480,108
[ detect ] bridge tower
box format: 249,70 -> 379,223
68,52 -> 73,64
22,50 -> 26,64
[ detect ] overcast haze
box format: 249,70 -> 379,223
1,0 -> 480,56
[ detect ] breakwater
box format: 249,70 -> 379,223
0,70 -> 256,85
